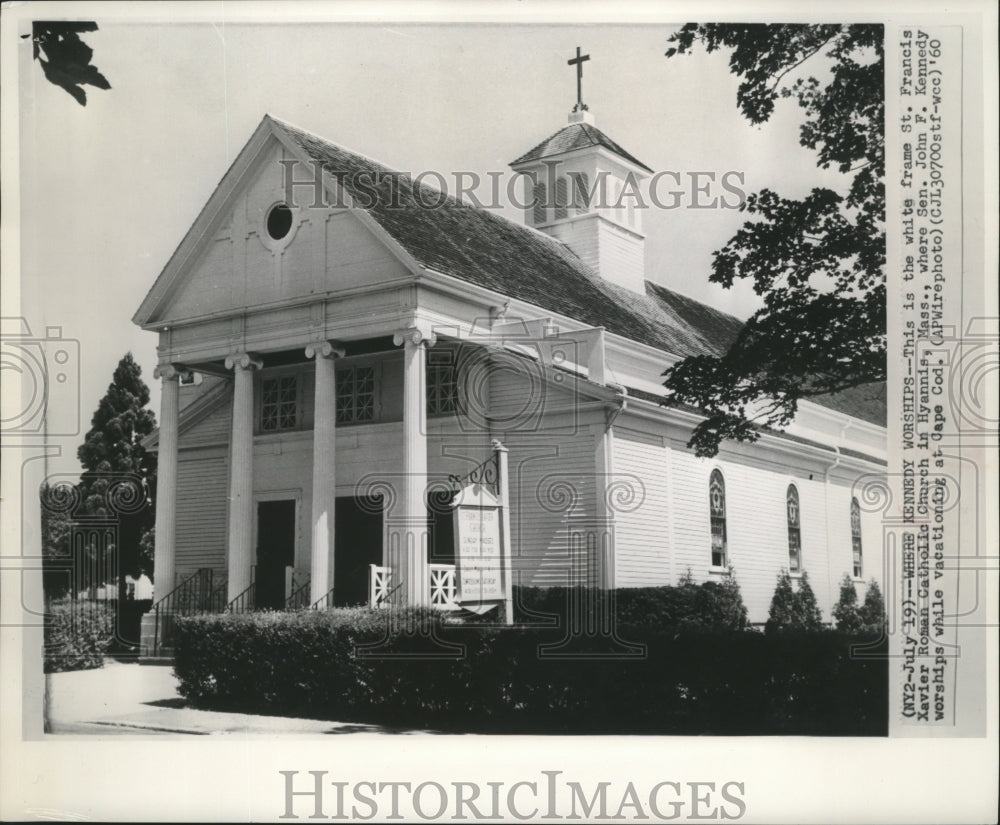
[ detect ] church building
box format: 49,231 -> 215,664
135,77 -> 886,650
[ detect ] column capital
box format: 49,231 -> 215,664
305,340 -> 346,360
153,363 -> 186,381
393,326 -> 437,348
224,352 -> 263,371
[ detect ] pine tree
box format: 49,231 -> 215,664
766,569 -> 824,633
796,571 -> 824,631
832,574 -> 862,633
858,579 -> 886,636
76,353 -> 157,597
765,570 -> 798,633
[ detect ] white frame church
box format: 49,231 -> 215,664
135,104 -> 886,652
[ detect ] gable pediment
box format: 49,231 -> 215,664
133,118 -> 415,328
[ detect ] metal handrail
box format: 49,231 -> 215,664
227,580 -> 256,613
310,586 -> 336,610
285,578 -> 312,610
375,581 -> 403,608
152,567 -> 218,654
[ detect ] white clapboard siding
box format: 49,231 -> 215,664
824,481 -> 861,607
180,396 -> 231,447
165,140 -> 408,321
611,429 -> 671,587
487,351 -> 583,428
489,358 -> 602,587
669,449 -> 850,623
669,449 -> 713,583
500,427 -> 599,588
175,452 -> 229,576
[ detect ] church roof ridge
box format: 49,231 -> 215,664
510,121 -> 653,173
265,114 -> 407,177
271,117 -> 742,360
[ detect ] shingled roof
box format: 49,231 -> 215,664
275,117 -> 734,359
271,117 -> 884,428
510,121 -> 653,173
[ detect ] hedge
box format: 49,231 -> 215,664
513,580 -> 750,631
174,607 -> 887,735
44,599 -> 114,673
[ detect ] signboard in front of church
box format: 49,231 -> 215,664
454,504 -> 504,603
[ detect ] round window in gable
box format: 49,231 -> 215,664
266,204 -> 293,240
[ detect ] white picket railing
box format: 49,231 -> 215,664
368,564 -> 458,610
369,564 -> 392,608
429,564 -> 459,610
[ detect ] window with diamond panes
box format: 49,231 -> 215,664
260,375 -> 300,432
335,366 -> 375,424
427,355 -> 458,416
851,497 -> 863,578
787,484 -> 802,573
709,469 -> 727,568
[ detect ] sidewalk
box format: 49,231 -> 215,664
45,660 -> 419,736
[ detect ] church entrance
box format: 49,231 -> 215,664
256,499 -> 296,610
333,495 -> 384,607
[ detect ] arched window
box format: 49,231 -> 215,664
709,469 -> 727,568
851,497 -> 863,578
532,181 -> 547,225
786,484 -> 802,573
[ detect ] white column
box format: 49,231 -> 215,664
391,326 -> 436,607
306,341 -> 344,606
225,352 -> 262,602
152,365 -> 181,598
493,440 -> 514,625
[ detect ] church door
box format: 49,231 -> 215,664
333,495 -> 384,606
256,500 -> 296,609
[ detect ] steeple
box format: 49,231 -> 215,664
509,48 -> 650,294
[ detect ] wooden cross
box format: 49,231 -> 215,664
568,46 -> 590,109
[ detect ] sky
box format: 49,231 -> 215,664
13,14 -> 850,477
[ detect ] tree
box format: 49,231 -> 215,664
39,482 -> 74,599
795,571 -> 824,629
858,579 -> 886,635
77,354 -> 157,601
832,574 -> 862,633
662,24 -> 885,457
23,22 -> 110,106
765,569 -> 823,633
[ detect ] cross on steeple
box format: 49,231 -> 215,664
568,46 -> 590,112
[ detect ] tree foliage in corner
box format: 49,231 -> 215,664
663,24 -> 885,457
24,22 -> 110,106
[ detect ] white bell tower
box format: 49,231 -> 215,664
509,48 -> 650,294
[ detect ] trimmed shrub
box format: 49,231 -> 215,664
513,575 -> 750,632
173,607 -> 887,735
44,599 -> 114,673
765,570 -> 824,633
